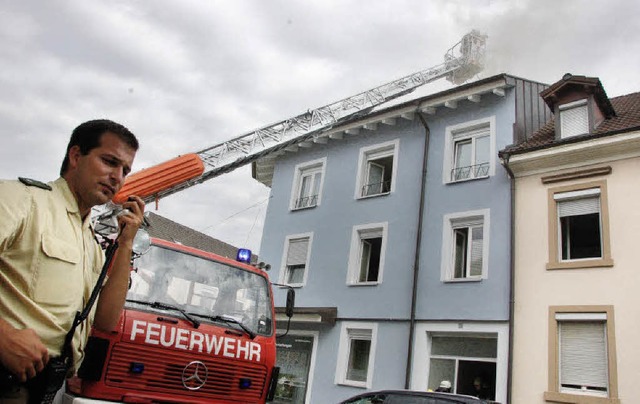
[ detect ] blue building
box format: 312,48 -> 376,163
252,74 -> 550,404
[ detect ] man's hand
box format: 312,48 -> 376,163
116,195 -> 145,248
93,194 -> 145,332
0,321 -> 49,382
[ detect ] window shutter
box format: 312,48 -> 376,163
560,104 -> 589,138
559,321 -> 608,391
557,196 -> 600,217
287,238 -> 309,265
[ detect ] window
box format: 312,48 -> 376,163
546,306 -> 618,403
336,322 -> 377,388
443,116 -> 495,184
356,140 -> 398,198
547,181 -> 613,270
291,158 -> 325,210
427,334 -> 497,400
347,223 -> 387,285
280,234 -> 312,287
559,99 -> 589,139
441,210 -> 489,281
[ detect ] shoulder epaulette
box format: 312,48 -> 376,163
18,177 -> 52,191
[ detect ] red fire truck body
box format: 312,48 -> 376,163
64,238 -> 279,404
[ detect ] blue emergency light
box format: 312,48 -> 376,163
236,248 -> 252,263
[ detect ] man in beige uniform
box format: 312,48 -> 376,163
0,120 -> 145,403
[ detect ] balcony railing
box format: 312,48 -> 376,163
361,180 -> 391,197
451,163 -> 489,182
294,194 -> 318,209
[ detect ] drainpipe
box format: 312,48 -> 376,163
404,112 -> 430,389
500,152 -> 516,404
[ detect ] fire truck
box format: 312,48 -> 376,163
62,30 -> 486,403
63,237 -> 290,403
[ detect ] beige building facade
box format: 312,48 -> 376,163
502,75 -> 640,403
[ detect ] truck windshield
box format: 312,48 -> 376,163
127,244 -> 273,336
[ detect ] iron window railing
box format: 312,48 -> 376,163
294,194 -> 319,209
451,163 -> 489,182
361,180 -> 391,197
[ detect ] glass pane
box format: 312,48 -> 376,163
454,228 -> 468,278
454,140 -> 472,169
431,336 -> 497,358
428,358 -> 456,393
311,172 -> 322,197
470,226 -> 483,277
347,339 -> 371,382
359,241 -> 372,282
129,245 -> 272,336
275,335 -> 314,404
299,175 -> 312,198
475,135 -> 490,165
287,265 -> 305,284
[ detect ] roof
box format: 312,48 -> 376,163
254,73 -> 546,187
540,73 -> 615,117
501,91 -> 640,156
145,211 -> 254,261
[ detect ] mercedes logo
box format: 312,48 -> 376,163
181,360 -> 208,390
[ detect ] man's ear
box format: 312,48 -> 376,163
67,145 -> 82,170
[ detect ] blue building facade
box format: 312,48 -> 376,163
253,74 -> 550,404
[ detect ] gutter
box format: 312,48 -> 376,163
500,152 -> 516,404
404,112 -> 430,389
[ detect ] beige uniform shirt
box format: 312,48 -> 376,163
0,177 -> 104,368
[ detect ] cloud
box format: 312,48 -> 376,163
1,0 -> 638,254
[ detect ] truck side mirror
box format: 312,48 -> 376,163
132,229 -> 151,256
285,288 -> 295,318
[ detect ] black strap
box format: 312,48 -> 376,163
60,239 -> 119,361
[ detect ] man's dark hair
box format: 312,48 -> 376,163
60,119 -> 139,176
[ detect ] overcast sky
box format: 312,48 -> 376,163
1,0 -> 638,254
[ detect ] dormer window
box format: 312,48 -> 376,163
559,99 -> 589,139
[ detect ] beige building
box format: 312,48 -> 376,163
501,74 -> 640,403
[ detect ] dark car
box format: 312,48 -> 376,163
338,389 -> 491,404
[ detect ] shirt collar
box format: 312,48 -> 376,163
53,177 -> 93,228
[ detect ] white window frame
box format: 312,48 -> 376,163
290,157 -> 326,211
346,222 -> 388,285
441,209 -> 490,282
335,322 -> 378,388
279,233 -> 313,287
559,99 -> 589,139
354,139 -> 399,199
443,116 -> 496,184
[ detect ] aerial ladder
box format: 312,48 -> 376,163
95,30 -> 486,234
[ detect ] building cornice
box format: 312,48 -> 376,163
505,130 -> 640,177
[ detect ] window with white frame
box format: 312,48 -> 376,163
356,140 -> 398,198
280,234 -> 312,287
441,210 -> 489,281
335,322 -> 377,388
559,99 -> 589,139
546,306 -> 618,401
443,117 -> 495,184
291,158 -> 325,210
347,223 -> 387,285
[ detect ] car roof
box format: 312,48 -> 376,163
339,389 -> 488,404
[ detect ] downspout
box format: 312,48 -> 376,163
500,152 -> 516,404
404,112 -> 430,389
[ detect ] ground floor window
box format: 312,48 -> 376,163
427,334 -> 497,400
274,334 -> 315,404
